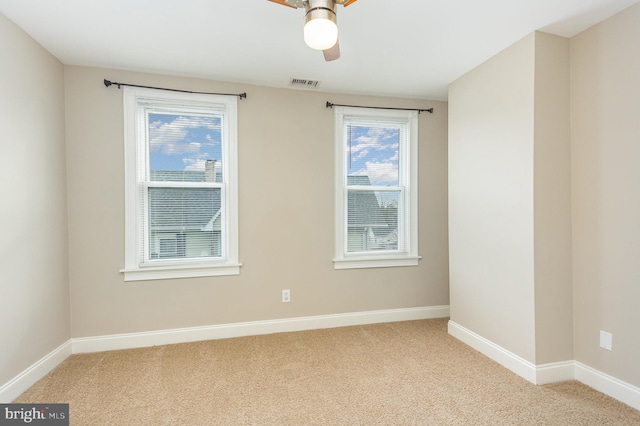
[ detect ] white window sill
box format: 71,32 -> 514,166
333,255 -> 421,270
121,262 -> 241,282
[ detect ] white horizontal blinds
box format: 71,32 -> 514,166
140,107 -> 226,263
345,122 -> 406,254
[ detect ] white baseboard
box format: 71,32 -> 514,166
448,320 -> 640,411
6,311 -> 637,413
0,340 -> 72,403
447,320 -> 538,383
72,305 -> 450,354
535,361 -> 575,384
575,362 -> 640,411
1,306 -> 448,402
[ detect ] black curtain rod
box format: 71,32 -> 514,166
103,79 -> 247,99
326,101 -> 433,114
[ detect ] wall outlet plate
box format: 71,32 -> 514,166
600,330 -> 613,351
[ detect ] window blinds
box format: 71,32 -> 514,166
139,110 -> 226,263
344,123 -> 406,254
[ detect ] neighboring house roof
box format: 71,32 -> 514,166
148,170 -> 221,232
346,175 -> 390,229
346,175 -> 399,251
151,169 -> 221,183
202,209 -> 222,232
346,175 -> 373,186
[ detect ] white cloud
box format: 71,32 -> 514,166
183,159 -> 205,171
354,148 -> 370,161
349,126 -> 399,155
149,115 -> 220,153
149,120 -> 188,150
352,161 -> 398,185
182,151 -> 213,171
160,142 -> 201,156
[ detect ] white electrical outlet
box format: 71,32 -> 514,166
282,289 -> 291,303
600,331 -> 613,351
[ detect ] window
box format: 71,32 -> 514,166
122,87 -> 239,281
333,107 -> 420,269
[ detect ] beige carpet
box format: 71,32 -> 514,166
15,318 -> 640,425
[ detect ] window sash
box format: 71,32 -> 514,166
139,183 -> 227,266
137,104 -> 228,266
122,86 -> 240,281
334,106 -> 419,269
344,186 -> 406,255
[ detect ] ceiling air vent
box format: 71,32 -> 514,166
289,78 -> 321,89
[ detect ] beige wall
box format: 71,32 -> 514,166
65,66 -> 450,337
448,34 -> 537,362
571,3 -> 640,387
533,33 -> 573,364
0,13 -> 70,386
449,31 -> 574,365
450,3 -> 640,388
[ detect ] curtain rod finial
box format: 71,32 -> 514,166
104,79 -> 112,88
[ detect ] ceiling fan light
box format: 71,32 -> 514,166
303,7 -> 338,50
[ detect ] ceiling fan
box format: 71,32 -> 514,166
269,0 -> 357,61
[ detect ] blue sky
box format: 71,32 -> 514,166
346,125 -> 399,187
148,112 -> 222,173
147,113 -> 400,187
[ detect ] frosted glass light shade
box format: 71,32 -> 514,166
304,18 -> 338,50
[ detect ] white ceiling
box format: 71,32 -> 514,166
0,0 -> 638,100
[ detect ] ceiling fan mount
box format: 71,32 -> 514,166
270,0 -> 356,9
269,0 -> 358,61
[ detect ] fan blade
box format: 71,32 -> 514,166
342,0 -> 358,6
268,0 -> 296,8
323,40 -> 340,61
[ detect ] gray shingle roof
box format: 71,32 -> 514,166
150,169 -> 221,182
148,170 -> 221,231
347,175 -> 389,228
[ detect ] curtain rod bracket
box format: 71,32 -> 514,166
326,101 -> 433,114
103,79 -> 247,99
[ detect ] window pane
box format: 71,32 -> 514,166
346,125 -> 399,186
148,187 -> 223,259
148,113 -> 223,182
347,188 -> 400,253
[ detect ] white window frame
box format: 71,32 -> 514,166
333,106 -> 420,269
121,87 -> 240,281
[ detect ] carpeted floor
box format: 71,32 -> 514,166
15,318 -> 640,425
